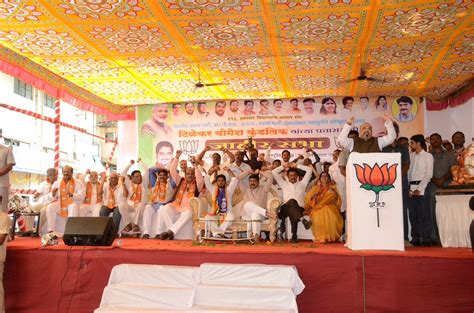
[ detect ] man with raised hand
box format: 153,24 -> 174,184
45,166 -> 85,233
240,169 -> 276,240
120,159 -> 148,236
272,162 -> 312,243
337,114 -> 396,153
156,150 -> 204,240
80,170 -> 104,217
99,171 -> 127,233
141,169 -> 176,239
196,145 -> 235,178
204,169 -> 239,238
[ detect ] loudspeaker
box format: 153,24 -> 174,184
63,217 -> 117,246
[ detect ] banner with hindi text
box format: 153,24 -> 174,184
137,96 -> 424,167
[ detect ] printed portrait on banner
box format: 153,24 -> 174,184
137,96 -> 424,167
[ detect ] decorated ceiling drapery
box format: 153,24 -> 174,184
0,0 -> 472,114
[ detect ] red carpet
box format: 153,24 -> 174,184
5,238 -> 474,313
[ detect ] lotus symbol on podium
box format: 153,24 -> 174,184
353,163 -> 398,227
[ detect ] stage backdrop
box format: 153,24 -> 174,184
137,96 -> 424,166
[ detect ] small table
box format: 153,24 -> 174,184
435,193 -> 473,248
9,211 -> 41,240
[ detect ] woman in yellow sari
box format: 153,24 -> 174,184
304,171 -> 343,243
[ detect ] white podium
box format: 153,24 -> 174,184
346,152 -> 404,251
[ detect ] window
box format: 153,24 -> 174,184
44,94 -> 56,109
105,132 -> 116,141
13,78 -> 33,100
3,138 -> 20,147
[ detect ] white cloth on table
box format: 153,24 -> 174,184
435,194 -> 472,248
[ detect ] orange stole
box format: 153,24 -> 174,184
151,182 -> 166,203
130,183 -> 142,203
84,182 -> 102,204
59,178 -> 75,217
107,185 -> 117,209
173,180 -> 196,206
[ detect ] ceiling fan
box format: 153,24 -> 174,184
343,64 -> 386,84
193,62 -> 223,89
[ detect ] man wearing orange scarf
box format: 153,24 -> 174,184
45,166 -> 85,233
204,171 -> 238,238
79,170 -> 104,217
141,169 -> 176,239
157,150 -> 204,240
99,171 -> 127,233
119,159 -> 148,235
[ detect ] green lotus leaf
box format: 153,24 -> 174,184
382,185 -> 394,191
361,184 -> 372,190
372,186 -> 383,193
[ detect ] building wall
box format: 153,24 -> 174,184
0,72 -> 111,188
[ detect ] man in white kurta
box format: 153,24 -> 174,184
337,115 -> 396,153
272,163 -> 312,242
31,168 -> 57,231
119,160 -> 148,234
99,171 -> 127,232
228,151 -> 252,187
241,170 -> 276,237
79,171 -> 103,217
142,168 -> 176,239
157,151 -> 204,240
46,166 -> 85,233
0,141 -> 15,213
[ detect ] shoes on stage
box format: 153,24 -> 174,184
141,234 -> 149,239
404,240 -> 413,247
154,234 -> 160,239
420,241 -> 432,247
301,219 -> 312,230
410,240 -> 421,247
278,225 -> 287,241
122,223 -> 132,233
289,237 -> 298,244
132,224 -> 140,233
159,230 -> 174,240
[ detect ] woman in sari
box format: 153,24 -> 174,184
304,171 -> 343,243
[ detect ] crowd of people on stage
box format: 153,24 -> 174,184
2,116 -> 470,248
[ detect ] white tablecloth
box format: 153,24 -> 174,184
435,194 -> 473,248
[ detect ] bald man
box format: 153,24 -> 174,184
337,115 -> 396,153
79,170 -> 104,217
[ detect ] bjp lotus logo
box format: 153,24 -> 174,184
354,163 -> 398,227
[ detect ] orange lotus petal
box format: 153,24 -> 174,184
380,164 -> 389,185
387,164 -> 398,185
363,164 -> 372,185
369,163 -> 384,186
354,164 -> 366,184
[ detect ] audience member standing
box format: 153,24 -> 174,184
428,133 -> 458,244
408,135 -> 434,247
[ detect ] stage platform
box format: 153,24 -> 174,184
5,238 -> 473,313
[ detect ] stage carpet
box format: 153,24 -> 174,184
5,238 -> 473,313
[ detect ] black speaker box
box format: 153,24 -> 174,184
63,217 -> 117,246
